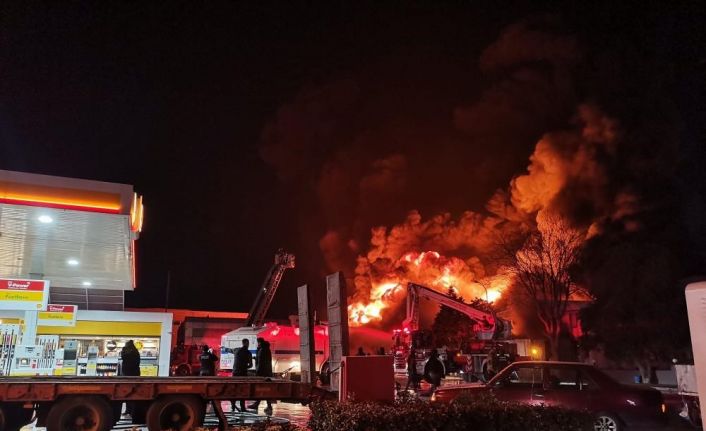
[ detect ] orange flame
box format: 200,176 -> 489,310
348,250 -> 510,326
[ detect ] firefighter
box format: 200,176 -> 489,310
424,349 -> 445,394
198,345 -> 219,376
232,338 -> 253,412
248,338 -> 273,414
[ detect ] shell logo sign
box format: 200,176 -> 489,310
38,304 -> 77,327
0,279 -> 50,311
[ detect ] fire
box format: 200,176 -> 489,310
349,282 -> 401,325
348,250 -> 510,326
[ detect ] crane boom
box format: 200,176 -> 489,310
245,249 -> 296,327
403,282 -> 511,340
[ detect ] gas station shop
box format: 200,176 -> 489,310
0,169 -> 172,376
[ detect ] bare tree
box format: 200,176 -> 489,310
501,215 -> 584,360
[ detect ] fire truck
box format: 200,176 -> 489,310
170,343 -> 207,376
219,250 -> 329,378
393,282 -> 520,381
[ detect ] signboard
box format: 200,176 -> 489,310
37,304 -> 77,327
0,279 -> 49,311
62,340 -> 78,376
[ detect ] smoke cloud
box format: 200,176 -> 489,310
258,13 -> 690,330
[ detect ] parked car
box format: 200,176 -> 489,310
432,361 -> 667,431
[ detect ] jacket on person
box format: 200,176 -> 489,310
199,350 -> 219,376
233,346 -> 253,376
255,341 -> 273,377
424,354 -> 445,386
120,342 -> 141,376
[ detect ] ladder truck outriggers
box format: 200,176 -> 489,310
219,250 -> 329,378
393,282 -> 518,381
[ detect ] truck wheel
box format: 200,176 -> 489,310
46,396 -> 113,431
145,396 -> 204,431
0,402 -> 33,431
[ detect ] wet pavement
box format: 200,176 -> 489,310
20,401 -> 312,430
19,379 -> 698,430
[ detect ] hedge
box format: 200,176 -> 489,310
308,393 -> 594,431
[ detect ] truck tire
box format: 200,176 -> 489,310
145,395 -> 204,431
0,402 -> 33,431
46,396 -> 113,431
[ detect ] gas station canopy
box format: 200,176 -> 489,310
0,170 -> 143,310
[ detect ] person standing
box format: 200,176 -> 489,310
232,338 -> 252,412
120,340 -> 141,376
248,338 -> 273,414
119,340 -> 141,418
405,348 -> 419,391
198,345 -> 219,376
424,349 -> 445,394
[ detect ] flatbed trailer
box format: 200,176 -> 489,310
0,376 -> 330,431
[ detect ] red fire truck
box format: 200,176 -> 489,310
392,282 -> 523,381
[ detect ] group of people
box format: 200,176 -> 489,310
199,337 -> 274,414
405,347 -> 445,393
119,337 -> 274,416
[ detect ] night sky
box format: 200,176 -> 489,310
1,2 -> 704,318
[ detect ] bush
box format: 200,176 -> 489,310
309,393 -> 593,431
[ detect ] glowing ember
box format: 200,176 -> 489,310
348,250 -> 510,326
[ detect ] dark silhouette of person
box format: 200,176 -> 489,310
198,345 -> 219,376
232,338 -> 253,412
377,347 -> 386,355
248,338 -> 273,413
405,348 -> 419,391
119,340 -> 141,418
356,347 -> 366,356
424,349 -> 445,393
120,340 -> 141,376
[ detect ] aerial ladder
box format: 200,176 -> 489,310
403,282 -> 512,339
245,249 -> 296,327
394,282 -> 514,379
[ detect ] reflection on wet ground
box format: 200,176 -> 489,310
21,401 -> 312,430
